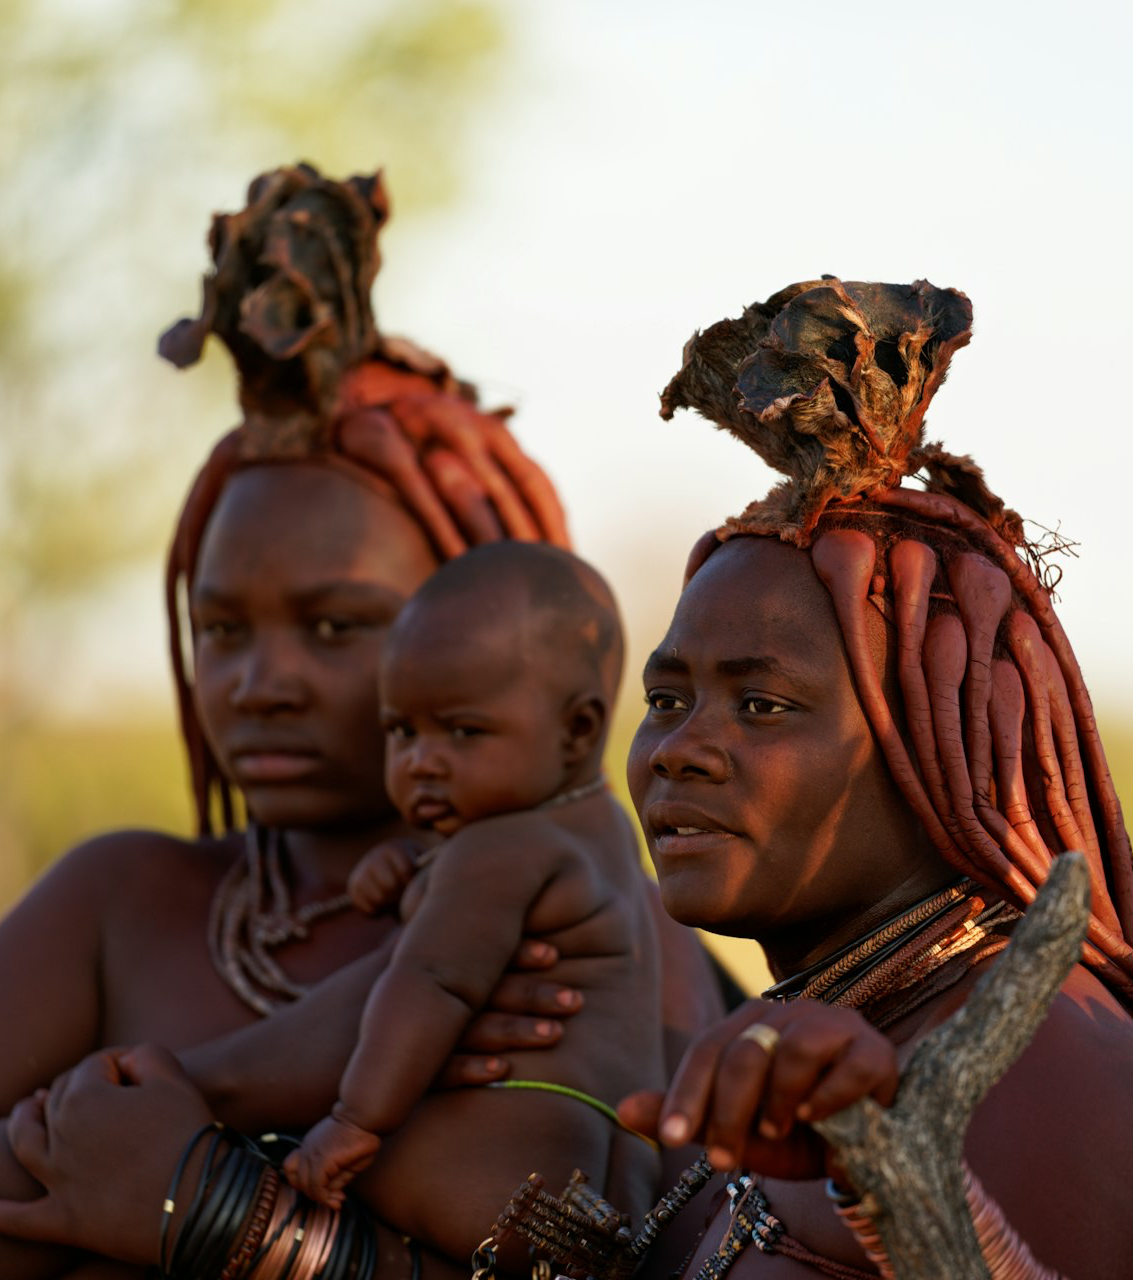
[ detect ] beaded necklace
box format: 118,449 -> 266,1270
208,824 -> 354,1016
209,779 -> 609,1015
762,879 -> 1020,1028
685,880 -> 1022,1278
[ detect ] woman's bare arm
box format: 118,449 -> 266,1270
180,930 -> 583,1133
0,837 -> 117,1112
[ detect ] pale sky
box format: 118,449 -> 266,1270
29,0 -> 1133,720
383,0 -> 1133,715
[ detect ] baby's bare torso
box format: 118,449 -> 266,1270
401,793 -> 664,1101
351,791 -> 666,1251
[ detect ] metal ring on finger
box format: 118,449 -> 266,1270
737,1022 -> 781,1057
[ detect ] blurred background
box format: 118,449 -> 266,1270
3,0 -> 1131,987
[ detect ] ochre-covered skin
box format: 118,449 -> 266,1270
663,276 -> 1133,1003
612,277 -> 1133,1279
162,164 -> 570,836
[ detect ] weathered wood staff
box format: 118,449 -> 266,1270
813,851 -> 1088,1279
481,856 -> 1088,1280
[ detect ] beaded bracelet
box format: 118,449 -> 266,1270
825,1172 -> 1066,1280
824,1179 -> 897,1279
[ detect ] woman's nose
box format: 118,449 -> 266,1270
229,636 -> 306,713
649,712 -> 732,782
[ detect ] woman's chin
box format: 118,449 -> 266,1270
243,789 -> 395,835
658,877 -> 759,937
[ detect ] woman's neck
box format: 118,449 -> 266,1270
278,816 -> 424,901
760,862 -> 962,984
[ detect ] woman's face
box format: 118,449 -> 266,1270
628,537 -> 948,965
190,464 -> 439,832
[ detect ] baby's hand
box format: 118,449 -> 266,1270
348,838 -> 421,914
283,1113 -> 382,1210
619,999 -> 898,1180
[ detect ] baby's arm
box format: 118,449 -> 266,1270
287,824 -> 567,1203
347,838 -> 421,915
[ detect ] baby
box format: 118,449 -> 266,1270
284,541 -> 664,1213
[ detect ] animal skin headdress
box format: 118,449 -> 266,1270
662,277 -> 1133,1005
662,276 -> 1021,551
162,163 -> 569,833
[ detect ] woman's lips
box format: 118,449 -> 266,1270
231,752 -> 321,783
653,827 -> 739,856
647,804 -> 739,856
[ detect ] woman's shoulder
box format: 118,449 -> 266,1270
22,826 -> 242,914
963,966 -> 1133,1272
872,964 -> 1133,1273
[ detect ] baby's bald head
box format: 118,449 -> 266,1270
385,541 -> 624,725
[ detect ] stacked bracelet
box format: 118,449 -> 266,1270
160,1127 -> 377,1279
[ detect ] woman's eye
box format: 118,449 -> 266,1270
741,694 -> 789,716
198,619 -> 244,642
386,723 -> 414,741
313,617 -> 357,641
451,725 -> 484,740
646,690 -> 688,713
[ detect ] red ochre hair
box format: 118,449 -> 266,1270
662,277 -> 1133,1003
161,163 -> 569,836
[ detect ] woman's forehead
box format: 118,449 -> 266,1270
195,463 -> 438,592
664,537 -> 846,664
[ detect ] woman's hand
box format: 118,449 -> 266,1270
619,999 -> 898,1179
439,939 -> 584,1087
0,1044 -> 213,1265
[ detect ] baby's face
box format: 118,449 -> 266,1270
380,636 -> 568,836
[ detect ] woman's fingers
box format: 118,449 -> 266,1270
796,1035 -> 898,1121
658,999 -> 783,1147
657,1026 -> 733,1147
486,970 -> 582,1017
647,999 -> 900,1176
103,1042 -> 187,1087
433,1054 -> 510,1089
702,1021 -> 781,1168
6,1094 -> 50,1179
756,1028 -> 834,1141
616,1091 -> 664,1141
0,1185 -> 65,1243
0,1095 -> 69,1243
458,1011 -> 565,1054
508,938 -> 559,972
437,949 -> 581,1090
437,1013 -> 569,1089
759,1005 -> 898,1137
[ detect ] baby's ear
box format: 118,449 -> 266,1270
561,693 -> 607,763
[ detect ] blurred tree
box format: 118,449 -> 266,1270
0,0 -> 509,901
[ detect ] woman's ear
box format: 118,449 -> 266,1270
560,693 -> 608,764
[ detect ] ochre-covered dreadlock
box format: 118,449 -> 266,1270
661,276 -> 1133,1004
162,163 -> 569,836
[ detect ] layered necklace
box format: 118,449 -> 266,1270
209,780 -> 609,1016
208,824 -> 354,1016
681,883 -> 1024,1280
762,878 -> 1022,1029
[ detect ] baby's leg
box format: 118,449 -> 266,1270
283,1112 -> 382,1210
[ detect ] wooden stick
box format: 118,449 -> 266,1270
813,852 -> 1089,1279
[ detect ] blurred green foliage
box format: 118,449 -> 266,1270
1,0 -> 508,657
0,0 -> 508,894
